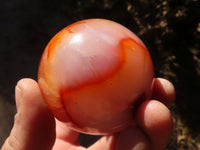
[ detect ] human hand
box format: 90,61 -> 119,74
1,77 -> 175,150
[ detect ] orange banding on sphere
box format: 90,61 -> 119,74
38,19 -> 154,135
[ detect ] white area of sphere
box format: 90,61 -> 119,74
51,19 -> 145,89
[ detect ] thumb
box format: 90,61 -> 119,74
1,78 -> 56,150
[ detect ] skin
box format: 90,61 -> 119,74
1,77 -> 175,150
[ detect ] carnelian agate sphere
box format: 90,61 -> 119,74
38,19 -> 154,135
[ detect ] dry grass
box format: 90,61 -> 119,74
167,113 -> 200,150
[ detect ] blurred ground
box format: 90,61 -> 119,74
0,96 -> 15,146
0,0 -> 200,149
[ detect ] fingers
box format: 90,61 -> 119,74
113,99 -> 173,150
88,135 -> 116,150
2,78 -> 55,150
89,78 -> 174,150
116,127 -> 151,150
52,119 -> 84,150
52,139 -> 86,150
136,100 -> 173,150
88,127 -> 150,150
152,78 -> 176,107
90,100 -> 172,150
55,119 -> 80,144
